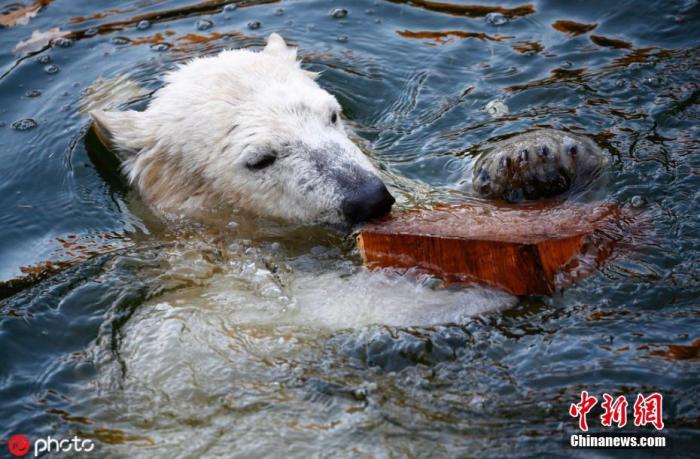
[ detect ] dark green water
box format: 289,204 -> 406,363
1,0 -> 699,457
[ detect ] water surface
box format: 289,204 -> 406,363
1,0 -> 699,457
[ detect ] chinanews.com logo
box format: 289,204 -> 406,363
568,391 -> 667,448
6,434 -> 94,457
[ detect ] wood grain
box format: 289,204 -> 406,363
357,202 -> 621,295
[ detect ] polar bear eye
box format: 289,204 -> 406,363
330,112 -> 338,124
246,151 -> 277,171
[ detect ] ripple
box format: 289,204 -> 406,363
552,20 -> 597,36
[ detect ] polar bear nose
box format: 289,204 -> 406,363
341,178 -> 395,225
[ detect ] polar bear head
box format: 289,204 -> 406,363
90,33 -> 394,225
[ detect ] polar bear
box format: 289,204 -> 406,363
90,33 -> 606,224
90,33 -> 394,225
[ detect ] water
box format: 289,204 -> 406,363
1,0 -> 699,457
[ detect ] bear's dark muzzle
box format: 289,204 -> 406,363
341,177 -> 395,225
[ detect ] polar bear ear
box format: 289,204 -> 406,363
90,109 -> 145,160
263,33 -> 297,62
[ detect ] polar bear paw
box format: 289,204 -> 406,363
473,129 -> 606,202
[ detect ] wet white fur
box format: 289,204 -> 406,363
90,33 -> 381,223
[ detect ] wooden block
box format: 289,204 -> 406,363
357,202 -> 622,296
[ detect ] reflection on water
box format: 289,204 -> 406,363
0,0 -> 699,457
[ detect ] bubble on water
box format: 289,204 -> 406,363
51,37 -> 72,48
84,27 -> 99,37
12,119 -> 37,131
196,19 -> 213,30
112,36 -> 129,45
137,20 -> 151,30
365,9 -> 374,15
561,61 -> 573,69
151,43 -> 170,52
485,12 -> 508,26
484,99 -> 509,117
25,89 -> 42,97
330,8 -> 348,19
38,55 -> 51,64
352,387 -> 368,401
44,64 -> 59,74
275,8 -> 285,15
336,35 -> 349,43
247,20 -> 261,29
223,4 -> 237,12
615,78 -> 627,88
644,76 -> 664,87
630,195 -> 645,208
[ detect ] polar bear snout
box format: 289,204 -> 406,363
340,176 -> 395,225
87,33 -> 399,225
